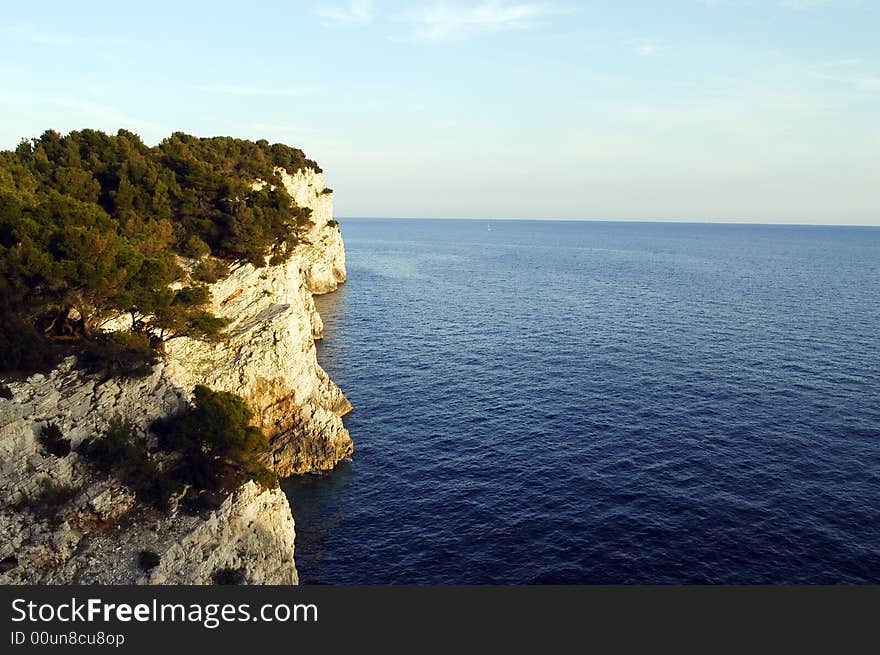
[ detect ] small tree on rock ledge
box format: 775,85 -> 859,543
154,385 -> 276,490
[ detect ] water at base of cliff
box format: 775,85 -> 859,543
283,219 -> 880,584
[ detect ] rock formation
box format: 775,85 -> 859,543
0,167 -> 349,584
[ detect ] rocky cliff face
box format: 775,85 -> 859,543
0,167 -> 349,584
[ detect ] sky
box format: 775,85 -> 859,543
1,1 -> 878,224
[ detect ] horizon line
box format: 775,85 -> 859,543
336,216 -> 880,228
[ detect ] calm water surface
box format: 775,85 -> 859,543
283,219 -> 880,584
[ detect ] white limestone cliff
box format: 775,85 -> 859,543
0,167 -> 349,584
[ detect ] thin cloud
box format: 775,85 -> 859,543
0,89 -> 169,137
828,58 -> 863,67
621,37 -> 662,57
812,63 -> 880,93
199,85 -> 316,97
2,24 -> 129,47
635,42 -> 660,56
395,1 -> 557,43
700,0 -> 861,7
779,0 -> 858,7
852,76 -> 880,91
314,0 -> 375,27
251,123 -> 346,153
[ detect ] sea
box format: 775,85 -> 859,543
283,218 -> 880,584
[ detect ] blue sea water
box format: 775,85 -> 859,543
283,219 -> 880,584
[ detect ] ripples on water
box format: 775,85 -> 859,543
283,219 -> 880,584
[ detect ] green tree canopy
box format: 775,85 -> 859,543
0,129 -> 319,375
154,385 -> 276,489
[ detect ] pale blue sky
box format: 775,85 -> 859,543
1,1 -> 878,224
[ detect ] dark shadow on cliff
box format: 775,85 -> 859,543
281,459 -> 354,584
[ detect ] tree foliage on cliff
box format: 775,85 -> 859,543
0,129 -> 319,374
76,386 -> 276,511
153,385 -> 276,490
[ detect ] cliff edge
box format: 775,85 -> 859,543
0,167 -> 349,584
